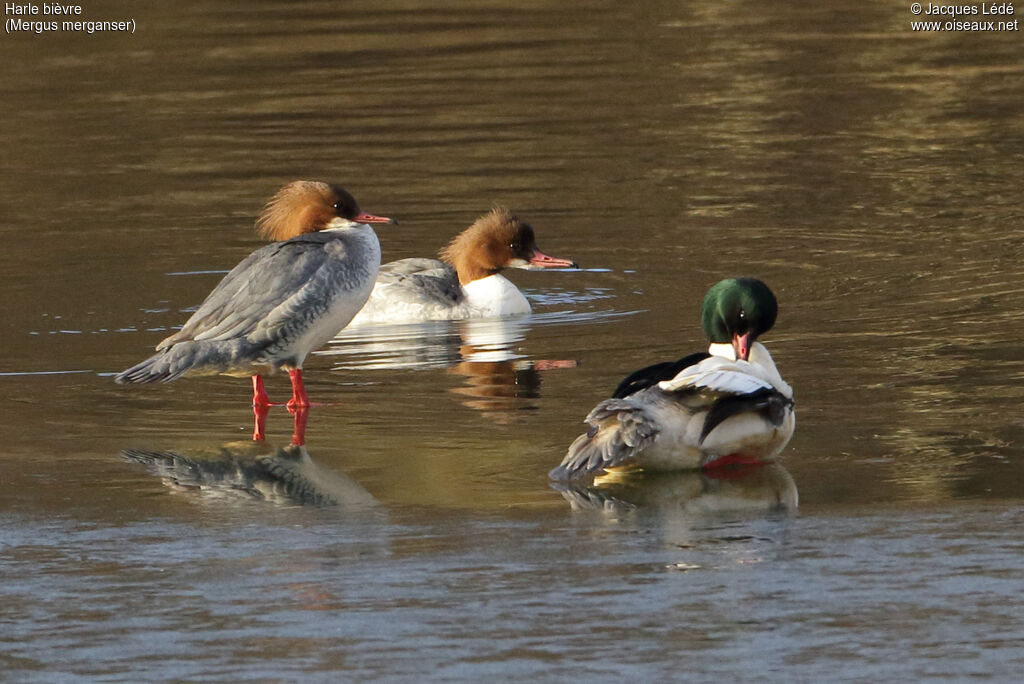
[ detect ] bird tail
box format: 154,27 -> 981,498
114,340 -> 249,384
548,398 -> 658,482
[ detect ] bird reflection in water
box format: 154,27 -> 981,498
322,316 -> 576,420
121,439 -> 376,507
447,318 -> 576,420
552,463 -> 798,516
446,358 -> 551,419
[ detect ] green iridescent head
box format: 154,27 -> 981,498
700,278 -> 778,360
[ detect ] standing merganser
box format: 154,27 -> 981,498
550,278 -> 795,481
116,181 -> 395,408
347,207 -> 577,325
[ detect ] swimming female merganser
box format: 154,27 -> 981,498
116,181 -> 395,408
549,278 -> 795,481
347,207 -> 576,325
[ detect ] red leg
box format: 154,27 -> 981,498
252,374 -> 271,408
252,401 -> 269,441
289,405 -> 309,446
286,368 -> 310,410
702,453 -> 765,470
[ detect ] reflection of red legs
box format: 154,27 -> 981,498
252,401 -> 269,441
531,359 -> 578,371
286,368 -> 310,410
252,375 -> 271,407
252,398 -> 307,444
251,369 -> 312,443
289,405 -> 309,446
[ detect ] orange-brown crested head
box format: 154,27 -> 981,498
255,181 -> 395,241
439,207 -> 577,285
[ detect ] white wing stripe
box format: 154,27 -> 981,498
659,369 -> 771,395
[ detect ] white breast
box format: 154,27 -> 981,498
462,274 -> 531,318
291,225 -> 381,360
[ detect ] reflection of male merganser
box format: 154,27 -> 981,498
116,181 -> 395,408
349,207 -> 577,325
554,463 -> 798,514
551,279 -> 795,480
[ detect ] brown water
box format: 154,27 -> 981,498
2,0 -> 1024,680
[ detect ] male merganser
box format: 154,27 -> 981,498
348,207 -> 577,325
116,181 -> 395,408
549,278 -> 795,481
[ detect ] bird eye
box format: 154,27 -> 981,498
738,309 -> 746,319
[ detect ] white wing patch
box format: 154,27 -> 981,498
660,368 -> 772,395
656,344 -> 789,396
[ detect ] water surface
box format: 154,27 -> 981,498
2,0 -> 1023,680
